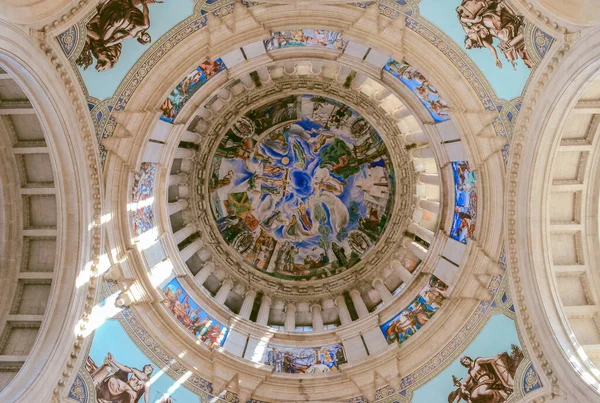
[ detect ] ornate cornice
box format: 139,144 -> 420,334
504,39 -> 571,402
36,29 -> 104,403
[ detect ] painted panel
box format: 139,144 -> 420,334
412,314 -> 527,403
263,343 -> 346,374
450,161 -> 477,244
59,0 -> 195,100
210,95 -> 395,280
130,162 -> 157,238
419,0 -> 553,101
162,278 -> 229,347
384,58 -> 450,122
83,319 -> 198,402
159,59 -> 226,123
264,30 -> 348,51
381,276 -> 448,345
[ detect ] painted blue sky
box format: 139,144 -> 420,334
419,0 -> 531,101
80,0 -> 195,100
88,319 -> 198,403
412,314 -> 522,402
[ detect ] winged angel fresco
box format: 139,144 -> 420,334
457,0 -> 533,70
76,0 -> 163,72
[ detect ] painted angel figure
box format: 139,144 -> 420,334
77,0 -> 163,72
91,352 -> 153,403
457,0 -> 533,70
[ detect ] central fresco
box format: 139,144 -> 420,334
209,95 -> 395,280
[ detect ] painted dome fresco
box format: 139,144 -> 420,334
5,1 -> 600,403
209,95 -> 395,280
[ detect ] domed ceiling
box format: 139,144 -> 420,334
209,94 -> 395,280
9,1 -> 600,403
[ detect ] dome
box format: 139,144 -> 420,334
1,2 -> 600,403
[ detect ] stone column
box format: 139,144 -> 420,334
335,295 -> 352,325
239,290 -> 257,320
408,222 -> 435,243
284,302 -> 296,332
402,237 -> 428,260
181,131 -> 201,144
169,173 -> 188,185
351,73 -> 368,90
311,303 -> 324,332
256,295 -> 272,326
257,66 -> 271,84
372,278 -> 393,304
179,237 -> 203,263
375,88 -> 391,102
240,73 -> 255,89
311,60 -> 324,75
284,61 -> 296,75
168,199 -> 188,215
410,147 -> 435,159
391,259 -> 413,284
217,88 -> 231,102
178,185 -> 189,199
214,278 -> 234,304
174,147 -> 193,159
349,289 -> 369,318
173,223 -> 197,245
417,199 -> 440,214
197,246 -> 212,264
392,107 -> 411,121
404,131 -> 427,144
418,173 -> 440,186
194,261 -> 215,285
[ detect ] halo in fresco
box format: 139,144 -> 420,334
209,95 -> 395,280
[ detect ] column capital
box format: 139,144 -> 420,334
349,289 -> 362,298
221,278 -> 234,288
261,295 -> 272,305
202,260 -> 216,272
245,289 -> 257,298
371,278 -> 385,288
284,301 -> 297,313
334,294 -> 346,306
310,303 -> 322,312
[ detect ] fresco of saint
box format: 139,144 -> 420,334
381,276 -> 448,345
451,161 -> 477,244
264,344 -> 345,374
384,59 -> 450,122
162,278 -> 229,348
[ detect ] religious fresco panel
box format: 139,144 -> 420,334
159,59 -> 226,123
381,275 -> 448,345
263,343 -> 346,374
130,162 -> 157,238
209,94 -> 395,280
450,161 -> 477,244
384,59 -> 450,123
264,30 -> 348,51
162,278 -> 229,348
